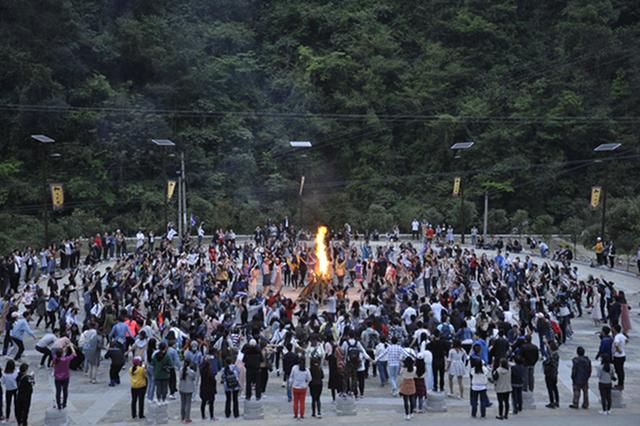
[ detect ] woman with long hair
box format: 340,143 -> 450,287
469,358 -> 488,418
199,356 -> 217,421
289,357 -> 311,420
178,360 -> 196,423
447,339 -> 467,398
145,338 -> 157,401
492,358 -> 511,420
1,359 -> 18,420
399,357 -> 417,420
597,354 -> 616,415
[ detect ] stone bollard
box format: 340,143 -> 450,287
44,408 -> 68,426
336,395 -> 357,416
522,391 -> 536,409
426,391 -> 447,412
146,401 -> 169,425
611,389 -> 626,409
243,399 -> 265,420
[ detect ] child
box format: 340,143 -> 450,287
597,354 -> 616,415
399,357 -> 417,420
15,363 -> 34,426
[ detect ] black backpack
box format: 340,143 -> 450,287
347,342 -> 360,366
224,367 -> 239,389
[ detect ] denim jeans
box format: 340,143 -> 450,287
377,361 -> 389,385
146,371 -> 156,400
388,364 -> 400,393
470,389 -> 487,417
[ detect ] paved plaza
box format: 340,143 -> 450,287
14,245 -> 640,425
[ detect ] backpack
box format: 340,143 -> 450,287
347,341 -> 360,366
440,324 -> 452,341
367,332 -> 380,350
224,367 -> 239,389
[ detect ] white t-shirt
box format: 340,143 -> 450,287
402,306 -> 417,325
431,303 -> 445,322
613,333 -> 627,358
411,220 -> 419,231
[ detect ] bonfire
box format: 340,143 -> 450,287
299,226 -> 331,301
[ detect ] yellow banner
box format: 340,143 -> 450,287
590,186 -> 602,209
453,177 -> 461,196
167,180 -> 176,200
50,183 -> 64,210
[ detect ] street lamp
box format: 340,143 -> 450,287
151,139 -> 176,234
289,141 -> 312,228
451,141 -> 475,244
594,143 -> 621,239
31,134 -> 56,247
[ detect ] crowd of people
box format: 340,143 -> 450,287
0,218 -> 634,424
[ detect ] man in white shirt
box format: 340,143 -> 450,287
411,219 -> 420,240
136,230 -> 145,252
612,324 -> 627,390
430,299 -> 446,323
402,305 -> 417,326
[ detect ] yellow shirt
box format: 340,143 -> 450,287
129,365 -> 147,389
594,242 -> 604,254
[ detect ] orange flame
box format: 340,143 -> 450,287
315,226 -> 329,277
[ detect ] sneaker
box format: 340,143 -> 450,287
545,404 -> 555,408
599,410 -> 606,415
569,405 -> 579,409
405,414 -> 411,421
606,411 -> 611,415
317,414 -> 322,419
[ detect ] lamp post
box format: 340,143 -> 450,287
451,141 -> 474,244
594,143 -> 621,239
151,139 -> 176,234
289,141 -> 312,228
31,134 -> 56,247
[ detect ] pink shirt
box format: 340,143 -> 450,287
53,353 -> 76,380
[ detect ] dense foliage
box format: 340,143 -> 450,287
1,0 -> 639,252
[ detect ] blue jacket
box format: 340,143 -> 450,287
596,335 -> 613,360
10,319 -> 35,340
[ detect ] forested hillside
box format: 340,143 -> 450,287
1,0 -> 639,251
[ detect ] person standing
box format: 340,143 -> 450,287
612,324 -> 626,390
543,341 -> 560,408
519,336 -> 538,392
429,330 -> 448,393
242,339 -> 263,401
2,360 -> 18,420
289,357 -> 311,420
492,358 -> 511,420
199,356 -> 217,421
447,339 -> 467,398
178,360 -> 196,424
470,358 -> 489,418
309,355 -> 324,418
129,357 -> 147,420
570,346 -> 591,409
15,363 -> 34,426
411,219 -> 420,240
398,357 -> 417,421
52,346 -> 76,410
510,356 -> 525,414
597,354 -> 616,415
151,342 -> 172,402
221,358 -> 240,419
